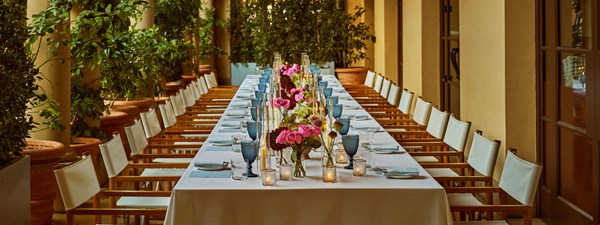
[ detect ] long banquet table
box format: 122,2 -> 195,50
164,75 -> 453,225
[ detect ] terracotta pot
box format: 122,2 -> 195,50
22,140 -> 66,225
100,111 -> 131,157
112,97 -> 154,113
70,137 -> 106,185
182,75 -> 196,86
111,104 -> 140,124
166,80 -> 184,96
198,64 -> 211,76
335,67 -> 369,86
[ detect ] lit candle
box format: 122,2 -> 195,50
279,164 -> 293,181
353,159 -> 367,176
336,149 -> 348,164
322,165 -> 337,183
262,169 -> 276,186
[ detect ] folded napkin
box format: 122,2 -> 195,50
339,96 -> 354,100
226,111 -> 246,116
194,161 -> 227,168
230,103 -> 249,108
189,170 -> 231,178
237,95 -> 253,100
368,145 -> 400,151
353,125 -> 381,130
385,168 -> 419,177
218,128 -> 241,133
220,122 -> 241,128
353,115 -> 370,121
206,146 -> 233,151
209,138 -> 233,145
344,105 -> 362,110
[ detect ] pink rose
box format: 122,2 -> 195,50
294,92 -> 304,102
290,88 -> 304,95
285,131 -> 303,145
310,125 -> 321,136
298,124 -> 312,137
272,97 -> 290,109
276,130 -> 290,144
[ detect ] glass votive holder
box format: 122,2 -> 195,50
353,159 -> 367,176
336,148 -> 349,164
322,165 -> 337,183
231,160 -> 248,180
261,169 -> 277,186
279,164 -> 293,181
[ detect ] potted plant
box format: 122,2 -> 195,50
3,2 -> 67,224
331,5 -> 376,85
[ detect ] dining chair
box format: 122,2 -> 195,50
446,150 -> 542,225
421,130 -> 500,187
378,96 -> 431,129
358,83 -> 402,109
404,115 -> 471,163
368,89 -> 415,119
54,155 -> 169,225
379,78 -> 391,98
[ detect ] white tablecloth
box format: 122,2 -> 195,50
164,75 -> 453,225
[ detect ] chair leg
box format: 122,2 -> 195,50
66,211 -> 74,225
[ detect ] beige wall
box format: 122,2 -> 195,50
373,0 -> 399,84
420,0 -> 440,107
402,0 -> 422,97
460,0 -> 507,179
505,0 -> 536,164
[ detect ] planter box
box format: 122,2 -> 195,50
231,63 -> 258,86
0,156 -> 30,225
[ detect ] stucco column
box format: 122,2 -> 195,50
214,0 -> 231,85
136,0 -> 154,29
27,0 -> 71,148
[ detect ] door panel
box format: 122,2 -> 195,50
537,0 -> 598,224
440,0 -> 460,116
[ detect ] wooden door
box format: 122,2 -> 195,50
440,0 -> 460,116
537,0 -> 599,224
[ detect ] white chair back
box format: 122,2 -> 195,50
179,89 -> 193,108
98,133 -> 129,178
206,72 -> 218,89
397,89 -> 414,114
412,97 -> 432,126
124,120 -> 149,156
364,70 -> 376,87
373,74 -> 384,93
426,107 -> 450,139
387,84 -> 400,106
190,82 -> 200,100
442,116 -> 471,152
185,88 -> 196,107
198,77 -> 209,94
54,156 -> 100,211
140,108 -> 163,138
159,101 -> 177,128
170,94 -> 186,116
380,79 -> 391,98
467,132 -> 500,177
499,151 -> 542,206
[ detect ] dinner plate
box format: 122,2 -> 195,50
210,139 -> 233,146
385,174 -> 418,179
195,162 -> 229,171
374,150 -> 401,154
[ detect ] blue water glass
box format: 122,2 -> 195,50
327,96 -> 339,105
246,121 -> 257,140
332,104 -> 343,119
258,84 -> 267,92
323,88 -> 333,98
254,90 -> 265,100
241,140 -> 259,177
342,134 -> 360,169
259,77 -> 268,84
250,107 -> 257,121
251,98 -> 262,108
339,117 -> 350,135
318,80 -> 328,88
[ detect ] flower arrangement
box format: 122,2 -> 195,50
268,64 -> 342,177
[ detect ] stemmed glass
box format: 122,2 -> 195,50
241,140 -> 259,177
246,120 -> 262,141
342,134 -> 360,169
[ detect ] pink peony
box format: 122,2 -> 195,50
310,125 -> 322,136
286,131 -> 303,145
290,88 -> 304,95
